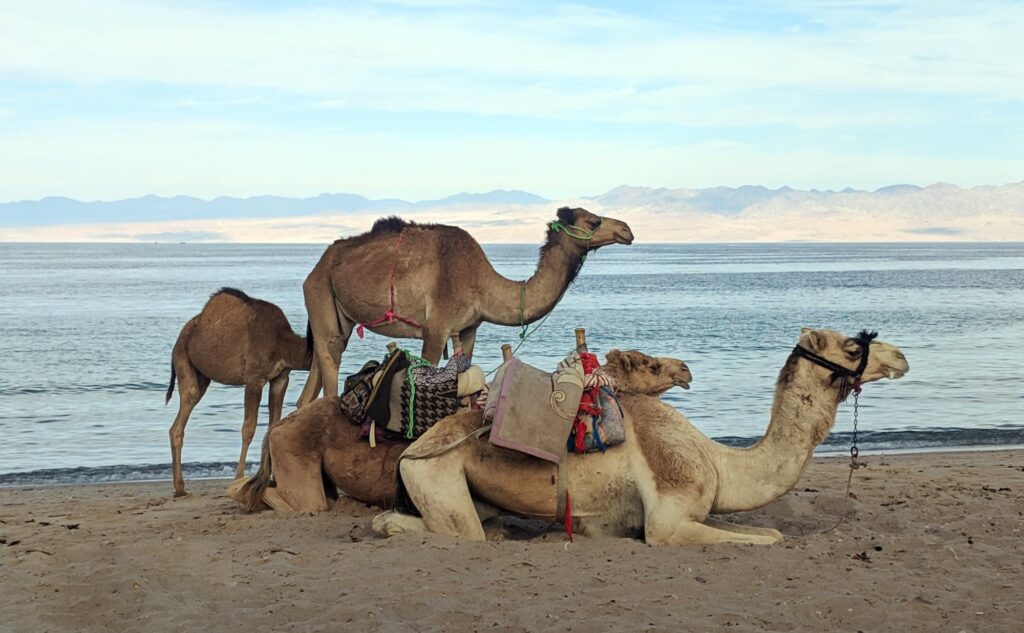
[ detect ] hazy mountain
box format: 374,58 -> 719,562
0,190 -> 550,227
2,182 -> 1021,242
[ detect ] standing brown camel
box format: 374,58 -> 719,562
165,288 -> 311,497
296,207 -> 634,405
229,349 -> 692,513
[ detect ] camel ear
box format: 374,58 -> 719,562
605,349 -> 632,371
556,206 -> 576,225
800,329 -> 827,351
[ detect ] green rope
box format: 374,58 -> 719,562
548,220 -> 595,241
396,349 -> 431,439
494,252 -> 589,377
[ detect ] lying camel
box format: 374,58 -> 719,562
228,350 -> 692,512
373,328 -> 909,545
297,207 -> 634,406
166,288 -> 311,497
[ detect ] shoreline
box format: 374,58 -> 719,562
2,449 -> 1022,632
4,443 -> 1024,489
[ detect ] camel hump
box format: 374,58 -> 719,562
371,216 -> 410,234
211,287 -> 254,303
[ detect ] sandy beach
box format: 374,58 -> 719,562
1,450 -> 1021,633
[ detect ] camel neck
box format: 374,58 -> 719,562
479,233 -> 588,326
709,356 -> 840,514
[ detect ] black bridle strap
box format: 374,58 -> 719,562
792,330 -> 878,384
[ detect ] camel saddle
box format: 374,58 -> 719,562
341,349 -> 486,443
483,355 -> 585,464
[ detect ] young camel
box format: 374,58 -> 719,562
296,207 -> 634,406
373,328 -> 909,545
228,350 -> 692,512
166,288 -> 311,497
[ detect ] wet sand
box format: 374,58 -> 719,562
1,450 -> 1022,632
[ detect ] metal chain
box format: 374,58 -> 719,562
806,386 -> 863,536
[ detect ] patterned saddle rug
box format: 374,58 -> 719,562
340,349 -> 483,443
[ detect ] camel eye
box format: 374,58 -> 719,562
844,342 -> 862,359
589,218 -> 602,229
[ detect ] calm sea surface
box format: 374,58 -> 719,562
1,242 -> 1023,485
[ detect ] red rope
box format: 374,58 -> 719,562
356,230 -> 423,338
572,352 -> 603,454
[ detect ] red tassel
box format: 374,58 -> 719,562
564,490 -> 573,543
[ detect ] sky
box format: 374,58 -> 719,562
1,0 -> 1022,203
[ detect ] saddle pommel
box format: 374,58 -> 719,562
575,328 -> 588,353
386,342 -> 398,354
501,343 -> 513,362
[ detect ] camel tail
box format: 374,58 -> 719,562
228,431 -> 273,512
164,363 -> 176,405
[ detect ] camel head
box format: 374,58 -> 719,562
603,349 -> 693,396
795,328 -> 909,391
553,207 -> 634,249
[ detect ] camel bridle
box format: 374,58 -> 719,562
792,330 -> 878,401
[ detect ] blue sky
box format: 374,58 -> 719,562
0,0 -> 1021,202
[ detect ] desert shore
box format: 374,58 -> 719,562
1,450 -> 1022,633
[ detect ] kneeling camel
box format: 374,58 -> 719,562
373,328 -> 909,545
229,349 -> 692,512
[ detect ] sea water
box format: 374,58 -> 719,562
1,242 -> 1022,485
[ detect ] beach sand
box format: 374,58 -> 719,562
1,450 -> 1022,633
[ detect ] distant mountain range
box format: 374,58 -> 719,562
2,182 -> 1022,242
0,189 -> 550,227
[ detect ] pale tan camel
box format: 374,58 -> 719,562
373,328 -> 909,545
296,207 -> 634,405
166,288 -> 311,497
228,350 -> 692,512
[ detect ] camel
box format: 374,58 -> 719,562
373,328 -> 909,545
228,349 -> 692,513
296,207 -> 634,406
166,288 -> 311,497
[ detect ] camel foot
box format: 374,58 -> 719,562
173,489 -> 187,498
372,510 -> 427,537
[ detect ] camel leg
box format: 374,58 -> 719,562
296,361 -> 322,408
458,324 -> 479,360
236,381 -> 265,479
264,422 -> 331,513
644,501 -> 782,545
168,364 -> 209,498
704,517 -> 784,542
373,500 -> 499,538
267,371 -> 289,428
300,277 -> 353,403
397,454 -> 485,540
419,327 -> 449,366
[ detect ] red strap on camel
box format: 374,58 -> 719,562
572,352 -> 603,454
356,230 -> 423,338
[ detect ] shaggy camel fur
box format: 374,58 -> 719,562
296,207 -> 633,405
166,288 -> 311,497
373,328 -> 909,545
228,350 -> 691,512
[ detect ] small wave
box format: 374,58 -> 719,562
0,461 -> 248,487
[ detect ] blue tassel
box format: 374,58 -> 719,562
592,415 -> 605,452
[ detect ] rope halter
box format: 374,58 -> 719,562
792,330 -> 878,402
548,220 -> 596,241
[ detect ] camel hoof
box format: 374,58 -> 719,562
173,490 -> 187,498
